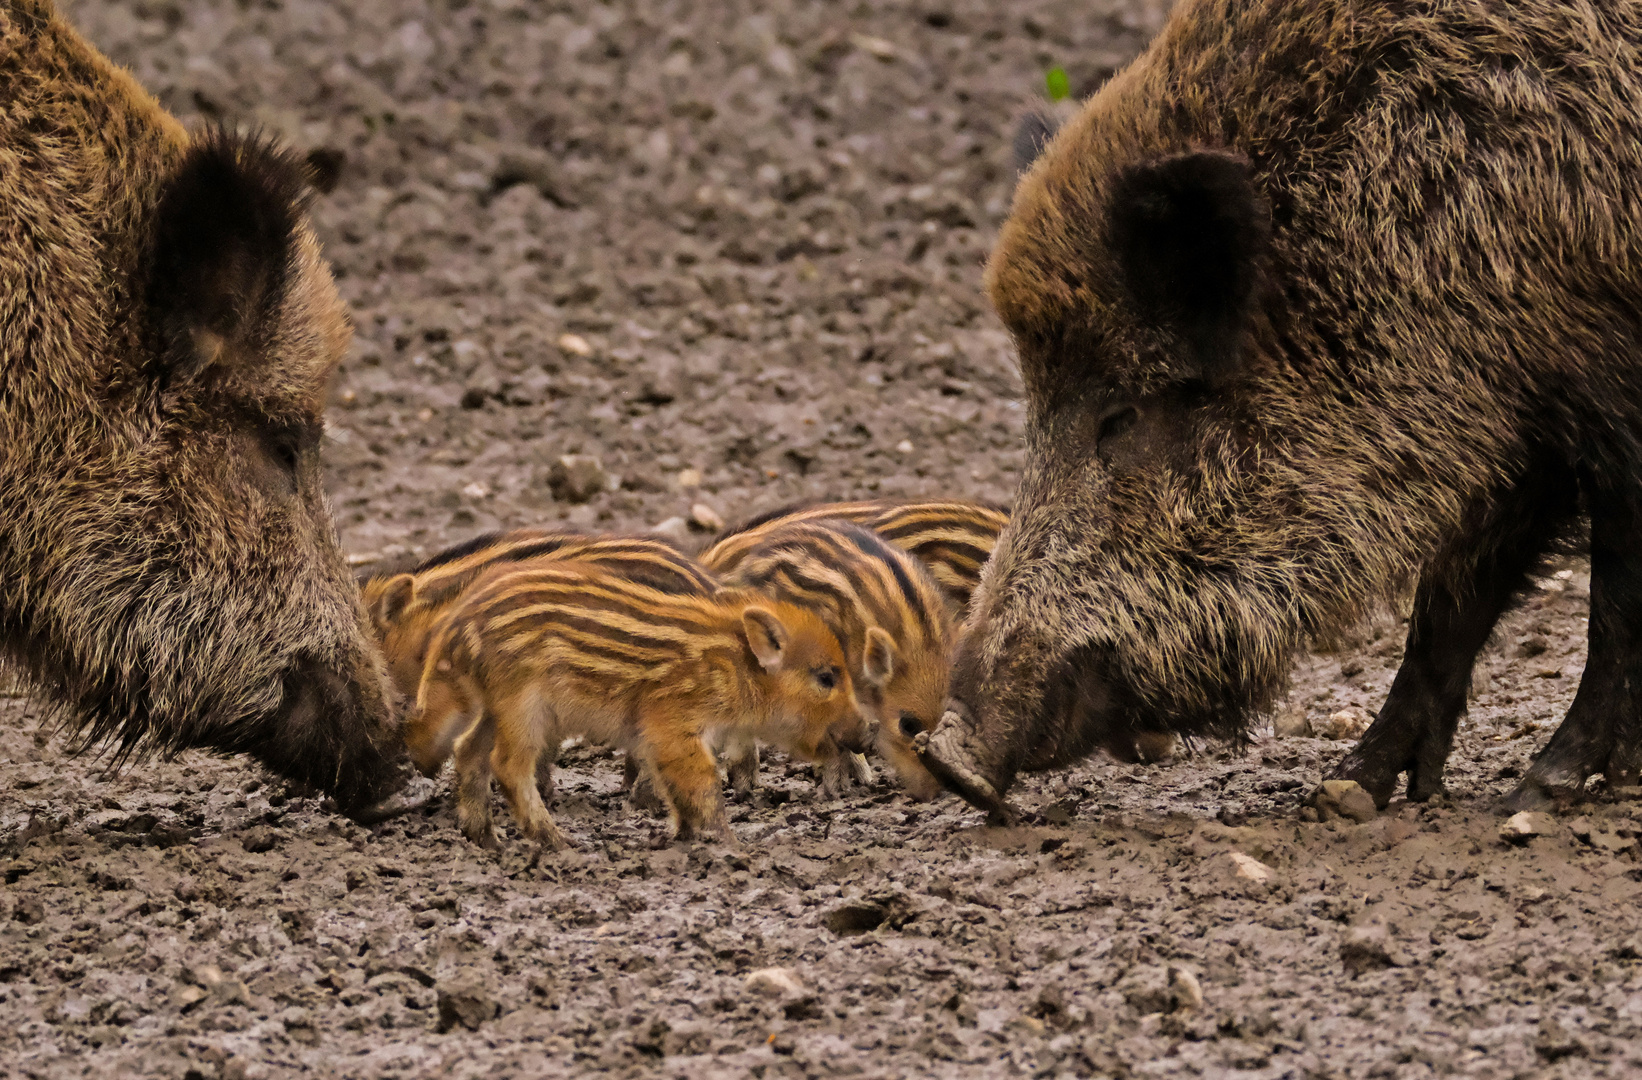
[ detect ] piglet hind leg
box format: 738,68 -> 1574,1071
1326,476 -> 1571,809
1509,479 -> 1642,809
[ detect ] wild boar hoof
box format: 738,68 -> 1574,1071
917,710 -> 1019,824
1497,777 -> 1580,814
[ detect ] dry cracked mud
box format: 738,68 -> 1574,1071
4,0 -> 1641,1077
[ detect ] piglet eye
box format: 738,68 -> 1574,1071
814,667 -> 838,691
898,713 -> 923,738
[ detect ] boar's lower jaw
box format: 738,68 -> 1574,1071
916,708 -> 1020,824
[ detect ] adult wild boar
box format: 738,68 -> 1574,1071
921,0 -> 1642,817
0,0 -> 403,812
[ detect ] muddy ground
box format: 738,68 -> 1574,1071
4,0 -> 1641,1076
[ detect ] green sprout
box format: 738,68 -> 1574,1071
1046,66 -> 1071,102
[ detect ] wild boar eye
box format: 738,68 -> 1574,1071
273,439 -> 300,472
898,713 -> 923,738
1096,405 -> 1138,446
814,667 -> 838,691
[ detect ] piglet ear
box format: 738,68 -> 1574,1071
1109,150 -> 1269,383
741,607 -> 790,673
147,128 -> 309,385
364,574 -> 417,636
862,626 -> 897,688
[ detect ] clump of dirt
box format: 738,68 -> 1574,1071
4,0 -> 1640,1076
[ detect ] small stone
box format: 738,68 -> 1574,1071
743,967 -> 808,999
1535,1017 -> 1587,1062
493,147 -> 570,204
689,502 -> 725,532
280,1003 -> 313,1025
461,362 -> 503,408
650,517 -> 691,545
240,827 -> 278,853
633,352 -> 684,404
1340,921 -> 1405,976
676,468 -> 702,488
1167,966 -> 1204,1012
895,439 -> 914,453
557,333 -> 594,357
1227,851 -> 1272,883
1517,635 -> 1550,658
1314,706 -> 1371,740
173,983 -> 209,1011
1315,779 -> 1378,823
850,32 -> 898,60
1500,811 -> 1557,843
186,965 -> 224,991
547,454 -> 612,503
461,481 -> 490,499
823,900 -> 888,935
1273,704 -> 1312,738
1118,966 -> 1173,1015
436,982 -> 499,1033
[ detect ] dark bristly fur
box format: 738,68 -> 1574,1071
925,0 -> 1642,817
0,0 -> 401,811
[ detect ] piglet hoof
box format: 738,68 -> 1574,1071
460,819 -> 501,850
915,710 -> 1019,824
847,752 -> 875,786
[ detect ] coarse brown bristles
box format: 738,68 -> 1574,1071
929,0 -> 1642,814
0,0 -> 400,811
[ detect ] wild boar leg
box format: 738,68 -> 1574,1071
1512,483 -> 1642,805
1329,481 -> 1566,807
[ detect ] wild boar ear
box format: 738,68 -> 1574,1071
147,128 -> 309,385
741,607 -> 790,672
1109,150 -> 1269,382
365,574 -> 416,634
863,626 -> 897,688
